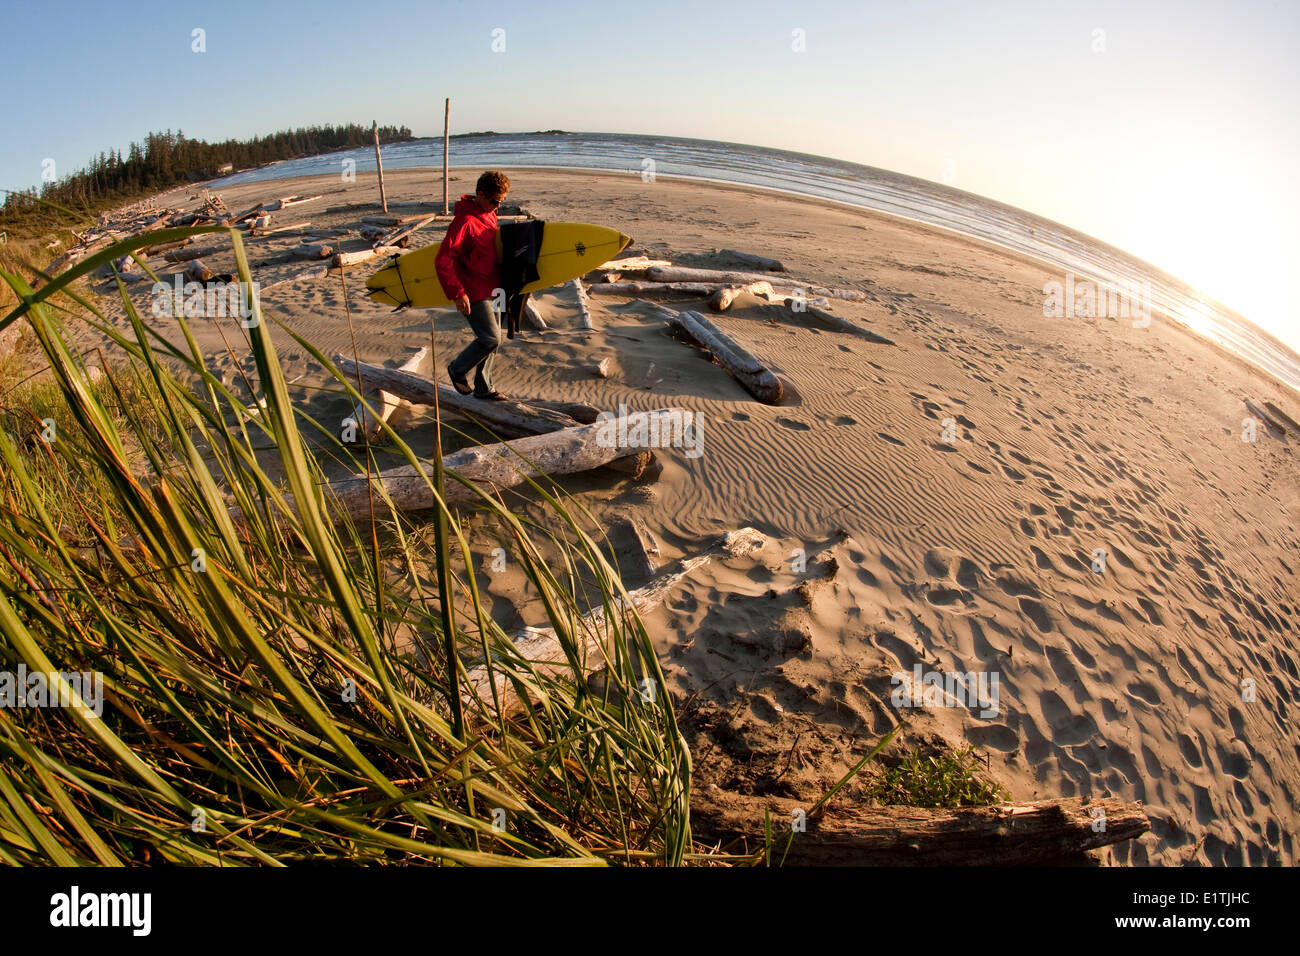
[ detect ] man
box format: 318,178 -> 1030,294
435,170 -> 511,400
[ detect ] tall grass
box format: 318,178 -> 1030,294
0,226 -> 692,865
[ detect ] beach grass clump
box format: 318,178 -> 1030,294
866,743 -> 1007,809
0,226 -> 692,865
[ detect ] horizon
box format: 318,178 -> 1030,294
3,0 -> 1296,351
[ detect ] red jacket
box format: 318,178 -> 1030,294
434,195 -> 499,302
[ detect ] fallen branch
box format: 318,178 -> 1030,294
690,792 -> 1150,866
718,249 -> 786,272
333,354 -> 581,437
669,309 -> 783,404
571,278 -> 594,330
647,265 -> 868,302
315,409 -> 675,523
709,281 -> 776,311
345,346 -> 428,440
374,213 -> 440,250
333,245 -> 404,269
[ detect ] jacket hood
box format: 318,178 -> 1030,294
454,194 -> 493,218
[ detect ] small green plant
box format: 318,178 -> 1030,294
867,744 -> 1006,808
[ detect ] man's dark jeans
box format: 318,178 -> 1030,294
448,299 -> 500,394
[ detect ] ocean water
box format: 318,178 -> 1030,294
213,131 -> 1300,394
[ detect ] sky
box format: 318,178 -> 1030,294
3,0 -> 1298,349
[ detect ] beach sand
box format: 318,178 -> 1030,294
80,167 -> 1299,865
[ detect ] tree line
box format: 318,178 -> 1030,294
1,123 -> 414,235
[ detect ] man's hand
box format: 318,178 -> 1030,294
455,295 -> 471,316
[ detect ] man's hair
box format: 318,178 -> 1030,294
476,170 -> 510,198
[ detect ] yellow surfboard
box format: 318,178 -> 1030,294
365,221 -> 632,308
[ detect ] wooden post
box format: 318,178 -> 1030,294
372,121 -> 388,213
443,98 -> 451,214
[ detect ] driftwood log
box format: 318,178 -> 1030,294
668,309 -> 783,404
691,791 -> 1150,866
522,299 -> 548,331
332,355 -> 655,481
571,278 -> 594,330
259,264 -> 330,292
293,242 -> 333,260
646,265 -> 868,302
718,248 -> 786,272
164,243 -> 224,263
374,213 -> 439,250
463,527 -> 766,719
314,409 -> 674,525
593,255 -> 673,274
145,238 -> 189,257
709,281 -> 776,311
345,347 -> 428,439
333,354 -> 580,436
250,221 -> 313,239
333,245 -> 403,269
588,280 -> 740,298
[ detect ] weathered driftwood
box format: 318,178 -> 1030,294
463,527 -> 766,719
522,299 -> 548,331
719,249 -> 785,272
621,513 -> 661,577
259,264 -> 330,292
709,281 -> 776,311
293,242 -> 334,260
333,354 -> 580,437
594,255 -> 673,274
333,245 -> 403,269
571,278 -> 594,330
165,243 -> 223,263
690,792 -> 1150,866
332,355 -> 652,478
265,195 -> 322,212
315,409 -> 673,525
184,260 -> 216,283
519,398 -> 601,424
362,214 -> 427,227
145,238 -> 189,257
250,221 -> 313,239
359,224 -> 389,242
588,280 -> 740,297
230,202 -> 267,225
647,265 -> 868,302
671,309 -> 783,404
372,120 -> 388,213
374,213 -> 439,250
593,358 -> 611,378
345,347 -> 428,439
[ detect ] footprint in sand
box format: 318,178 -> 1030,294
776,417 -> 811,431
877,432 -> 905,446
1018,597 -> 1054,632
